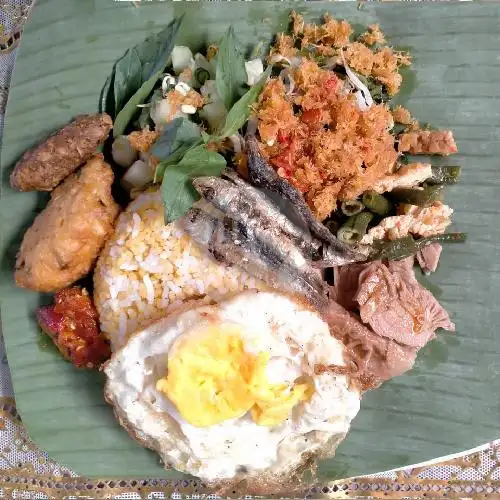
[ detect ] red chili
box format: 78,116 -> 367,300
277,129 -> 290,144
301,108 -> 321,125
324,76 -> 339,92
271,153 -> 292,174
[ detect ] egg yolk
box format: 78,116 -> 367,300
156,324 -> 311,427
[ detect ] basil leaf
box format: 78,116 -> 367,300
152,118 -> 203,181
216,66 -> 270,139
216,27 -> 247,110
161,145 -> 226,223
99,73 -> 114,116
113,48 -> 143,113
113,77 -> 159,138
102,17 -> 183,118
151,117 -> 202,159
110,17 -> 183,137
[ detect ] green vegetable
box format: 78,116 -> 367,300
341,200 -> 365,216
325,219 -> 340,235
352,71 -> 389,103
362,191 -> 392,216
338,211 -> 374,245
112,49 -> 143,115
161,145 -> 227,223
369,233 -> 467,261
428,165 -> 461,185
100,74 -> 114,118
388,185 -> 444,206
101,16 -> 183,119
151,117 -> 202,181
215,27 -> 248,110
194,67 -> 211,87
216,67 -> 271,139
111,17 -> 184,137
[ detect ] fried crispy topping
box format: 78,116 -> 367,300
127,129 -> 161,153
257,60 -> 398,220
398,130 -> 458,156
360,24 -> 386,46
392,105 -> 413,125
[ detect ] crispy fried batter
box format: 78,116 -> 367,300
269,33 -> 298,61
290,10 -> 305,37
37,287 -> 111,369
15,154 -> 120,292
127,129 -> 161,153
398,130 -> 458,156
360,24 -> 386,46
301,13 -> 352,50
392,105 -> 413,125
10,113 -> 112,192
257,79 -> 298,144
345,45 -> 410,96
257,60 -> 398,220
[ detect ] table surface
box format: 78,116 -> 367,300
0,1 -> 499,498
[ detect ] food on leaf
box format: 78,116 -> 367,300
37,287 -> 110,369
10,113 -> 112,191
15,155 -> 120,292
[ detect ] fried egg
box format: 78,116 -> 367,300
104,291 -> 360,484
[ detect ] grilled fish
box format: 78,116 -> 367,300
246,136 -> 364,266
181,201 -> 329,310
193,175 -> 321,264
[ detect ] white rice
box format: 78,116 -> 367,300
94,189 -> 266,350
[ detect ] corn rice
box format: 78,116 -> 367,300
94,190 -> 265,350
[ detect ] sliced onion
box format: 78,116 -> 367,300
245,59 -> 264,86
279,68 -> 295,96
112,135 -> 137,168
341,51 -> 374,109
200,79 -> 218,100
229,134 -> 245,153
199,101 -> 227,133
161,74 -> 176,95
172,46 -> 195,75
269,54 -> 302,68
121,160 -> 155,192
246,116 -> 258,137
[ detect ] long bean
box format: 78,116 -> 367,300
388,185 -> 444,206
341,200 -> 365,216
369,232 -> 467,261
338,211 -> 374,245
362,191 -> 392,216
427,165 -> 461,185
325,219 -> 340,235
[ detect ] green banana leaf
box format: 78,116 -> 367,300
0,0 -> 499,480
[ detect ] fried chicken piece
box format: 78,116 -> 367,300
398,130 -> 458,155
37,287 -> 111,369
10,113 -> 113,191
15,154 -> 120,292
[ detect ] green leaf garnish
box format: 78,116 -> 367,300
215,66 -> 271,139
112,48 -> 143,115
215,27 -> 248,111
152,117 -> 203,181
161,145 -> 227,223
103,16 -> 183,136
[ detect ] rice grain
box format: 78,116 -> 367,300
94,190 -> 266,350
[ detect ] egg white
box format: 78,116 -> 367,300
104,291 -> 360,481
